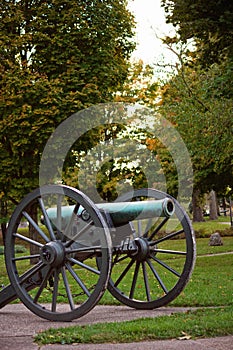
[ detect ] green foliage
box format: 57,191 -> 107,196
63,122 -> 155,202
161,0 -> 233,66
193,221 -> 233,238
0,0 -> 135,211
62,60 -> 162,202
159,58 -> 233,195
115,60 -> 160,108
0,246 -> 4,255
0,244 -> 27,255
159,1 -> 233,217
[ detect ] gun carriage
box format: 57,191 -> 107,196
0,185 -> 195,321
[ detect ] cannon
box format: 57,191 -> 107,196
0,185 -> 196,321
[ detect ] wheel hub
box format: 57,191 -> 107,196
133,238 -> 150,262
40,241 -> 65,267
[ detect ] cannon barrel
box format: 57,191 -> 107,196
46,198 -> 174,227
97,198 -> 174,225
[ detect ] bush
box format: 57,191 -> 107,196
0,244 -> 27,255
193,222 -> 233,238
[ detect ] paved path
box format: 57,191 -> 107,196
0,304 -> 232,349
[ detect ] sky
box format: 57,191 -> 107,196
127,0 -> 177,77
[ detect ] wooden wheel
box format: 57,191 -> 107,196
107,188 -> 196,309
5,185 -> 112,321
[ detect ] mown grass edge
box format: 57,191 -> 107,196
34,306 -> 233,345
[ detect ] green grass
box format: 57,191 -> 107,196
1,219 -> 232,345
170,254 -> 233,307
1,237 -> 233,305
34,249 -> 233,345
193,218 -> 233,238
196,236 -> 233,255
35,306 -> 233,345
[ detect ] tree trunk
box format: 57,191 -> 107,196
0,200 -> 7,245
222,197 -> 227,216
192,188 -> 205,222
1,223 -> 7,245
208,189 -> 218,220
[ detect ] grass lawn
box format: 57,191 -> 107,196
193,217 -> 233,237
35,306 -> 233,345
34,236 -> 233,345
1,219 -> 232,345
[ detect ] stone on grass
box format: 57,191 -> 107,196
209,232 -> 223,246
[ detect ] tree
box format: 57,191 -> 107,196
158,1 -> 233,220
161,0 -> 233,66
114,60 -> 160,108
59,60 -> 162,203
159,59 -> 233,220
62,111 -> 163,203
208,190 -> 218,221
0,0 -> 135,236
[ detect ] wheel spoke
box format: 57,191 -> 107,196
137,220 -> 142,236
129,261 -> 140,299
33,266 -> 53,303
154,248 -> 187,255
52,269 -> 60,312
114,259 -> 135,287
144,218 -> 153,238
18,261 -> 45,285
65,263 -> 91,297
64,221 -> 94,248
147,217 -> 169,241
61,266 -> 75,310
63,204 -> 80,239
68,257 -> 100,275
38,197 -> 56,241
66,245 -> 101,255
13,254 -> 40,261
151,229 -> 185,246
57,195 -> 62,226
146,259 -> 168,294
142,261 -> 151,301
14,233 -> 43,248
22,211 -> 50,243
150,255 -> 181,277
113,253 -> 128,265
